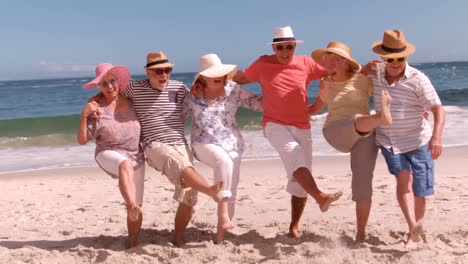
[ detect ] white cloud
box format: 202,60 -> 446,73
38,61 -> 94,73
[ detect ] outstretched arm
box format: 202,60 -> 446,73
233,71 -> 252,85
428,104 -> 445,160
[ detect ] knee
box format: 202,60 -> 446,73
119,160 -> 133,176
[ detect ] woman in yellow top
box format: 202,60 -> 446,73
308,41 -> 392,242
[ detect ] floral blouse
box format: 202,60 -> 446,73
182,81 -> 263,154
87,98 -> 144,175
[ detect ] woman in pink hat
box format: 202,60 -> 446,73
184,54 -> 263,243
77,63 -> 144,248
308,41 -> 392,242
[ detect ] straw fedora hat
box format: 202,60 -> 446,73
145,51 -> 175,69
194,54 -> 237,83
83,63 -> 131,92
266,26 -> 304,45
311,41 -> 361,72
372,29 -> 416,57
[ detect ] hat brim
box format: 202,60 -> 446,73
311,48 -> 361,72
83,66 -> 131,93
266,39 -> 304,45
192,64 -> 238,86
371,41 -> 416,57
145,62 -> 175,69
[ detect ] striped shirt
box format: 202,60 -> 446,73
370,63 -> 442,154
123,79 -> 188,148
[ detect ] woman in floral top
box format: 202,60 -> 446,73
183,54 -> 263,243
77,63 -> 144,248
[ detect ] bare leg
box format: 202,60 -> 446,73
127,210 -> 143,248
415,196 -> 427,242
356,202 -> 371,242
415,196 -> 426,222
292,167 -> 342,212
290,195 -> 307,238
354,90 -> 392,133
396,170 -> 421,249
174,202 -> 193,247
118,161 -> 141,225
216,198 -> 233,243
180,167 -> 224,201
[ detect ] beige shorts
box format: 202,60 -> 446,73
145,142 -> 198,207
322,114 -> 372,153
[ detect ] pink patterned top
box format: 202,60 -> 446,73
87,98 -> 144,173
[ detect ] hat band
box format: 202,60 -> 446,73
146,59 -> 169,67
381,45 -> 407,53
272,37 -> 296,43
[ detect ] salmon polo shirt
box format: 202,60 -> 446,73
243,55 -> 325,129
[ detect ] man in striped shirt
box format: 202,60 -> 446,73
123,52 -> 222,247
369,30 -> 445,250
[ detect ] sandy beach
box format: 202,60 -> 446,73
0,146 -> 467,263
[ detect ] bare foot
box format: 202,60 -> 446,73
215,215 -> 233,244
379,90 -> 392,125
208,181 -> 224,202
318,191 -> 342,212
405,221 -> 424,250
355,231 -> 366,243
289,223 -> 301,238
128,205 -> 141,222
172,238 -> 186,248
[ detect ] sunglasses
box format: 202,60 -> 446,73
100,78 -> 117,88
153,68 -> 173,75
384,57 -> 406,63
275,44 -> 295,51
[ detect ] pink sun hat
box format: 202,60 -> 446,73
83,63 -> 131,92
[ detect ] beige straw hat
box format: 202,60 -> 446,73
311,41 -> 361,72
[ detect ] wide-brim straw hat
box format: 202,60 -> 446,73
83,63 -> 131,92
372,29 -> 416,58
311,41 -> 361,72
193,53 -> 237,84
266,26 -> 304,45
145,51 -> 175,69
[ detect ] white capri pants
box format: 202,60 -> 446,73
192,143 -> 241,219
96,150 -> 145,206
263,122 -> 311,198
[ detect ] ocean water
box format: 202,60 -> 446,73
1,61 -> 467,173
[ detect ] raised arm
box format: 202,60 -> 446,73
428,104 -> 445,160
76,101 -> 99,145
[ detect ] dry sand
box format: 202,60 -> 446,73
1,146 -> 467,263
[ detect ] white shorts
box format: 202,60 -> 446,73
263,122 -> 311,198
96,150 -> 145,205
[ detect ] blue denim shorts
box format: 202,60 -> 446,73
379,144 -> 434,197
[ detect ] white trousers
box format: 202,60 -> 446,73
263,122 -> 311,198
96,150 -> 145,206
192,143 -> 241,219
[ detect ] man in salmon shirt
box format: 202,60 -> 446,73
233,26 -> 342,238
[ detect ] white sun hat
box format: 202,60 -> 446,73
195,53 -> 237,81
266,26 -> 304,45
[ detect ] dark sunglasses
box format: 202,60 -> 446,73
153,68 -> 173,75
100,78 -> 117,88
275,44 -> 295,51
385,57 -> 406,63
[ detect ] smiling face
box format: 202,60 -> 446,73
199,75 -> 226,91
320,52 -> 349,75
97,73 -> 119,101
146,67 -> 173,89
272,41 -> 296,65
383,57 -> 406,78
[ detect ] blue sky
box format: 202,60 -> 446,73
1,0 -> 467,80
